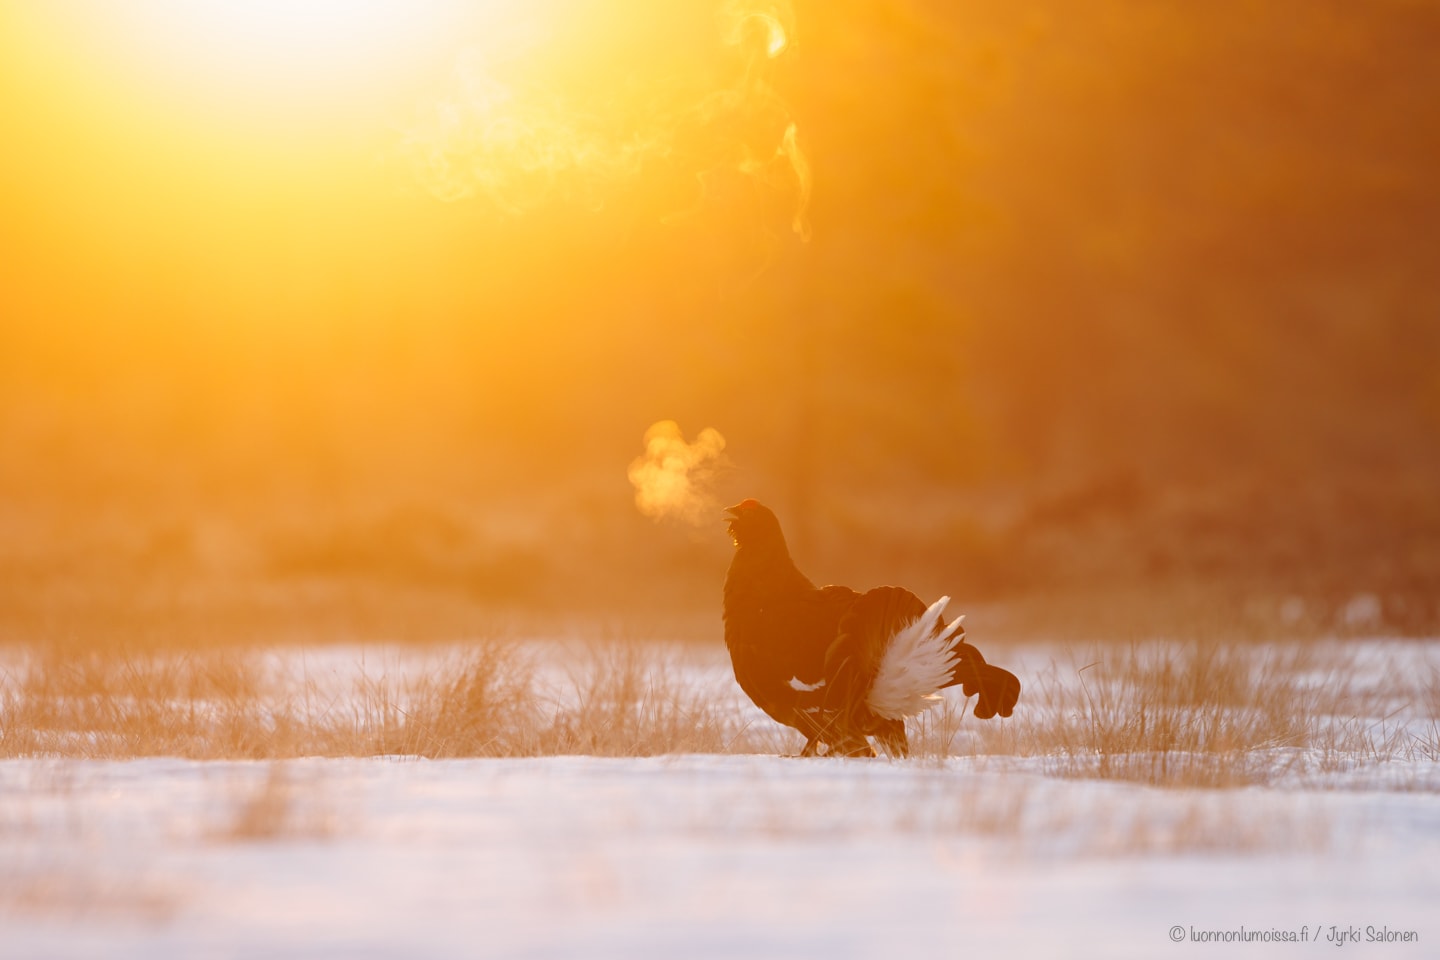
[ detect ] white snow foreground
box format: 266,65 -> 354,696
2,754 -> 1439,960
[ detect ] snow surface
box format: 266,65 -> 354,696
2,753 -> 1437,959
2,638 -> 1438,958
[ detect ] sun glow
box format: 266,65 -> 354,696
130,0 -> 443,71
18,0 -> 807,220
152,0 -> 421,55
0,0 -> 807,351
46,0 -> 465,127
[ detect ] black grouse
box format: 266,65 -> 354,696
722,498 -> 1020,757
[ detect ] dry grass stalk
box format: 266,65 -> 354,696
2,638 -> 1435,790
955,640 -> 1439,787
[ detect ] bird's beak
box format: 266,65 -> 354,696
723,504 -> 743,543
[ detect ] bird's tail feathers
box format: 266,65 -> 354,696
866,596 -> 965,720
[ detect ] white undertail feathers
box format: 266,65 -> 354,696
866,597 -> 965,720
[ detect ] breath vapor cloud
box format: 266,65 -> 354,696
628,420 -> 728,525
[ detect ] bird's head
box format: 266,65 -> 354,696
724,499 -> 787,550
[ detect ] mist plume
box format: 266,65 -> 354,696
628,420 -> 728,525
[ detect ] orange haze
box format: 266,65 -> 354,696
1,1 -> 1438,643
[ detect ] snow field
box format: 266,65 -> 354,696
1,637 -> 1438,957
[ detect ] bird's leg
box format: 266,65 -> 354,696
874,719 -> 910,759
830,733 -> 876,758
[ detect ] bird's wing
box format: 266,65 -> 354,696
727,584 -> 859,728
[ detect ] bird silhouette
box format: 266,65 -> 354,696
723,498 -> 1019,757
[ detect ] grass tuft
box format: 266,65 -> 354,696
2,637 -> 1435,790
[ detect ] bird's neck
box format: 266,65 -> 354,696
724,541 -> 815,607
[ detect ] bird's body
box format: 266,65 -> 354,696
722,498 -> 1020,757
